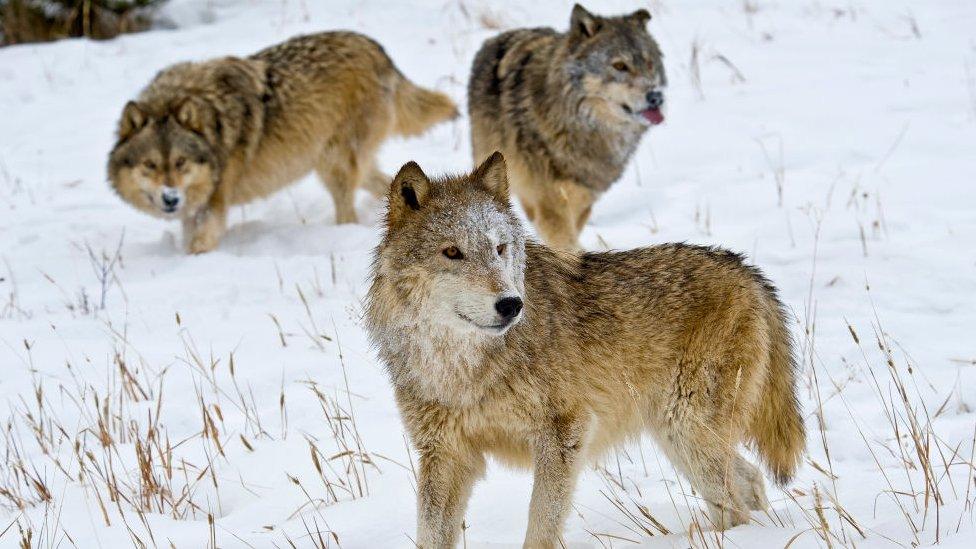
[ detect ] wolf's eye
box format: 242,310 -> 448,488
612,61 -> 631,73
174,157 -> 187,169
443,246 -> 464,260
143,160 -> 157,171
496,243 -> 507,256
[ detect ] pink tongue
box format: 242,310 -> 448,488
641,108 -> 664,125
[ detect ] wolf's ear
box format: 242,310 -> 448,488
628,8 -> 651,27
388,161 -> 430,221
570,4 -> 600,39
175,97 -> 206,134
472,152 -> 509,204
118,101 -> 147,141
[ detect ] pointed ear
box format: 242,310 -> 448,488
570,4 -> 600,39
388,161 -> 430,222
175,97 -> 205,133
628,8 -> 651,27
472,151 -> 509,204
118,101 -> 147,141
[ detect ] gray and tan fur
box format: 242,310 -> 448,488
468,4 -> 666,250
366,153 -> 805,548
108,31 -> 457,253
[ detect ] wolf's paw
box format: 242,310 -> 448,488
742,479 -> 769,511
334,209 -> 359,225
706,502 -> 751,530
188,232 -> 220,254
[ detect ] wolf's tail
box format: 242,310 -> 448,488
391,76 -> 458,137
748,288 -> 805,485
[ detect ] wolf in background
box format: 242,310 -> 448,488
365,153 -> 804,548
468,4 -> 667,251
108,31 -> 457,253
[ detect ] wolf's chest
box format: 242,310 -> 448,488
392,336 -> 500,407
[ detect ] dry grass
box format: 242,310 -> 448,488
569,201 -> 976,547
756,135 -> 786,208
575,311 -> 975,547
0,311 -> 374,546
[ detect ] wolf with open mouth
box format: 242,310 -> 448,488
468,3 -> 667,251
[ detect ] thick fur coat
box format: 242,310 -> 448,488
108,31 -> 457,253
468,5 -> 667,251
366,153 -> 805,548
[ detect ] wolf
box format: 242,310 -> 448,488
108,31 -> 457,253
365,153 -> 805,548
468,4 -> 666,251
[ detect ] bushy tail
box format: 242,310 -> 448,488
750,296 -> 805,485
392,77 -> 458,137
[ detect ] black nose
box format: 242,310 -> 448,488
161,192 -> 180,208
646,90 -> 664,109
494,296 -> 523,321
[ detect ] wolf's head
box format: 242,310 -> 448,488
563,4 -> 667,128
373,153 -> 527,337
107,99 -> 220,219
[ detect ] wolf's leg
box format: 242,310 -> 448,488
571,187 -> 598,236
361,162 -> 391,197
654,424 -> 751,529
187,185 -> 228,254
416,446 -> 483,549
523,413 -> 589,549
575,203 -> 594,234
529,181 -> 595,252
733,455 -> 768,511
181,216 -> 198,251
316,153 -> 360,225
533,200 -> 581,252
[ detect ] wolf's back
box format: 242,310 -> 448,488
469,28 -> 558,100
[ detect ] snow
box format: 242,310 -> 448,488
1,0 -> 975,547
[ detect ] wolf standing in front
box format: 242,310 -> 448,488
468,4 -> 666,251
108,32 -> 457,253
366,154 -> 804,548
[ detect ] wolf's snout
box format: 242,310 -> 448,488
495,296 -> 523,321
639,91 -> 665,125
161,188 -> 181,211
646,90 -> 664,109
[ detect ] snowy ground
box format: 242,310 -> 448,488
1,0 -> 975,547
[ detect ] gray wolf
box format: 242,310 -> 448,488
365,153 -> 804,548
108,31 -> 457,253
468,4 -> 666,251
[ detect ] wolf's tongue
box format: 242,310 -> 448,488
641,108 -> 664,125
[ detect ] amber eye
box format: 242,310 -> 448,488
143,160 -> 157,171
443,246 -> 464,260
612,61 -> 630,73
496,243 -> 507,256
174,157 -> 187,169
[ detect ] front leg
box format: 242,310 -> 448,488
524,412 -> 590,549
181,215 -> 199,251
416,444 -> 484,548
187,184 -> 229,254
524,180 -> 594,253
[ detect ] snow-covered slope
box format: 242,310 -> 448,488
1,1 -> 975,547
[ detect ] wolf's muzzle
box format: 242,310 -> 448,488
161,187 -> 181,212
